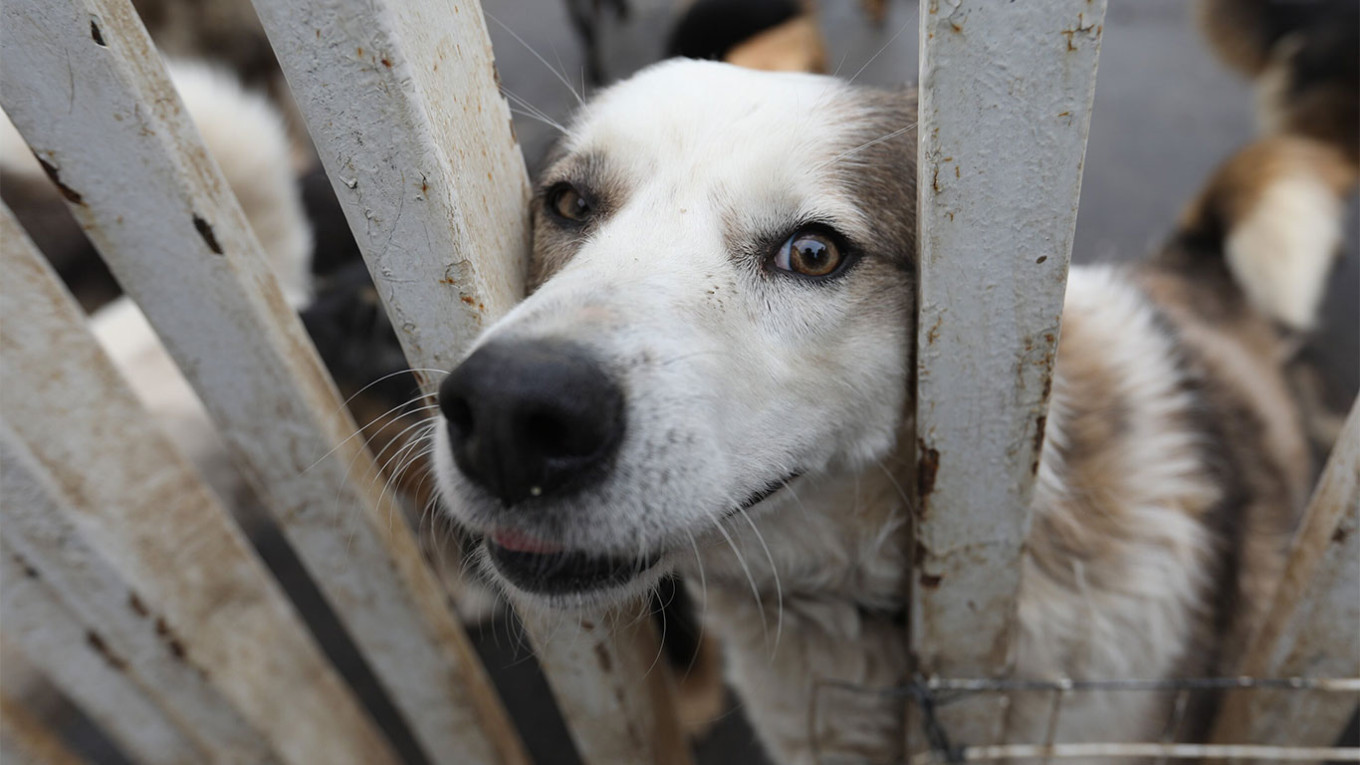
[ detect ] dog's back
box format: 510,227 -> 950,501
1013,19 -> 1356,737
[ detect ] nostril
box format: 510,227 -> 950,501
524,411 -> 570,457
522,408 -> 604,460
445,395 -> 474,440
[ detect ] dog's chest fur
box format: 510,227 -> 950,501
678,265 -> 1306,763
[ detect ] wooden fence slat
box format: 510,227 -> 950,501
250,2 -> 690,762
1,543 -> 203,765
0,423 -> 278,763
912,0 -> 1106,748
248,0 -> 530,390
0,4 -> 524,764
0,207 -> 398,765
1210,398 -> 1360,745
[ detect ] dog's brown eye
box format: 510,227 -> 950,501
774,231 -> 843,277
548,184 -> 592,222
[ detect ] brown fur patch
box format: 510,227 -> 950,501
724,15 -> 827,74
1179,136 -> 1355,242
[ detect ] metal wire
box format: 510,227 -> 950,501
911,743 -> 1360,764
810,675 -> 1360,765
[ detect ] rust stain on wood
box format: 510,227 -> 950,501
35,158 -> 84,204
916,439 -> 940,505
85,631 -> 128,671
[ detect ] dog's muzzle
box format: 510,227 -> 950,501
439,338 -> 642,594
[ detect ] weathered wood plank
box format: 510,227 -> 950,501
0,206 -> 397,765
0,424 -> 278,764
252,1 -> 689,762
1,542 -> 204,765
1210,398 -> 1360,745
0,3 -> 523,763
912,0 -> 1106,748
249,0 -> 531,389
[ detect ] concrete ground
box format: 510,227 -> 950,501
474,1 -> 1358,763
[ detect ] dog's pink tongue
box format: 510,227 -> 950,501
492,528 -> 565,554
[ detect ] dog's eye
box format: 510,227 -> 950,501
547,183 -> 592,223
773,230 -> 844,277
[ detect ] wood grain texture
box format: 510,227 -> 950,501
912,0 -> 1106,748
0,423 -> 277,764
1,545 -> 201,765
0,2 -> 523,762
0,206 -> 398,765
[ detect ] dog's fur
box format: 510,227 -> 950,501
430,50 -> 1353,763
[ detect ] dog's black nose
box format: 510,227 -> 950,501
438,340 -> 624,506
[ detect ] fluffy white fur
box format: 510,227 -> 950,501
1225,173 -> 1342,330
1011,266 -> 1219,745
436,62 -> 913,605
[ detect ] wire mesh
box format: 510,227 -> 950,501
810,675 -> 1360,764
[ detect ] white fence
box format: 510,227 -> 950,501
0,0 -> 1355,762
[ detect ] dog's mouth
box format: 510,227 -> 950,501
480,473 -> 799,596
485,529 -> 658,595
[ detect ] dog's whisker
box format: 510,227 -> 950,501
503,88 -> 569,134
815,122 -> 918,172
712,518 -> 769,649
875,459 -> 912,514
502,89 -> 557,123
306,396 -> 438,472
734,506 -> 784,657
485,12 -> 584,106
684,530 -> 710,679
508,107 -> 568,135
373,434 -> 433,530
641,581 -> 670,682
845,13 -> 913,86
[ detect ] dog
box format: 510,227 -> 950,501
428,16 -> 1355,762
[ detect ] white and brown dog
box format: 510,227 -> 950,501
430,13 -> 1355,765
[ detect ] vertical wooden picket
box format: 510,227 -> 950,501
912,0 -> 1106,748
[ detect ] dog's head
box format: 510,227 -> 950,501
433,60 -> 916,605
